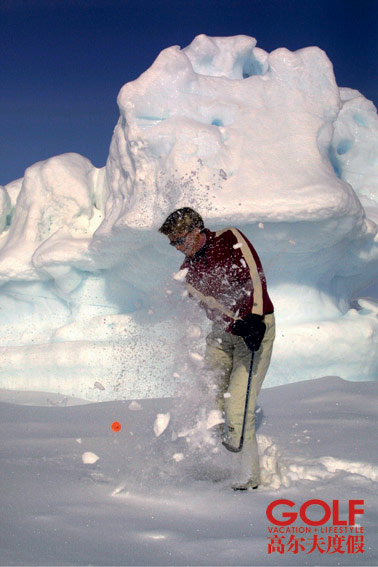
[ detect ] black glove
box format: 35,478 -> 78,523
232,313 -> 266,352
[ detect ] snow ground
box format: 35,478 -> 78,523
0,376 -> 377,566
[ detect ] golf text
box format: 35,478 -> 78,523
266,499 -> 365,555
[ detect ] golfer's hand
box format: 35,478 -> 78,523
232,314 -> 266,352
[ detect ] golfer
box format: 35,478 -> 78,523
159,207 -> 275,490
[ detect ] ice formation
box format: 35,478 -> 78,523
0,35 -> 377,400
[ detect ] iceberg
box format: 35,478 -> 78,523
0,34 -> 377,400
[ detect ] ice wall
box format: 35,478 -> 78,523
0,35 -> 377,400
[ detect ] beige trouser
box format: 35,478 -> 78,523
205,313 -> 276,485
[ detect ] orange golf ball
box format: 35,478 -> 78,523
111,421 -> 122,432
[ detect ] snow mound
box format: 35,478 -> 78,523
285,455 -> 378,485
0,35 -> 377,399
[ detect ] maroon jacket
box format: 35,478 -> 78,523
181,227 -> 274,332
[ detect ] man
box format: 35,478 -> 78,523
159,207 -> 275,490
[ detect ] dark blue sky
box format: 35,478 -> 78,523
1,0 -> 377,186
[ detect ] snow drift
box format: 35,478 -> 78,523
0,35 -> 377,400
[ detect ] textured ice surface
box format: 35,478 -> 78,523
0,35 -> 377,399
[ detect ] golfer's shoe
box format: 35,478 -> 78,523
232,480 -> 258,491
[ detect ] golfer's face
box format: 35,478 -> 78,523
169,229 -> 200,257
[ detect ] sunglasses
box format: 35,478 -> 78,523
169,233 -> 189,247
